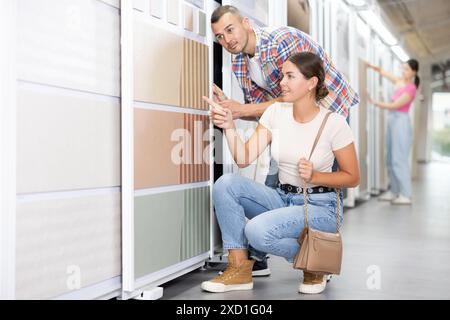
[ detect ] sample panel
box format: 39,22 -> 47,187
167,0 -> 180,25
134,20 -> 183,106
17,0 -> 120,97
17,85 -> 121,194
134,187 -> 210,278
134,109 -> 210,189
16,192 -> 121,299
134,19 -> 209,109
180,38 -> 209,110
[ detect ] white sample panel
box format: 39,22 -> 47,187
17,0 -> 121,97
17,84 -> 121,194
16,192 -> 121,299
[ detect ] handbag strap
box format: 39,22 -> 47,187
303,111 -> 341,232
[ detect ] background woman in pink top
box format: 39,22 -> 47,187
367,59 -> 420,205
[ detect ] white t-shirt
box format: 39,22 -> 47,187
247,55 -> 270,91
259,103 -> 354,188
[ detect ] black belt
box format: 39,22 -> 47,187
277,182 -> 334,194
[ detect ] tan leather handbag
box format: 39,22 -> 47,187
293,112 -> 343,275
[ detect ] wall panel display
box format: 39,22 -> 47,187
288,0 -> 310,34
17,0 -> 121,97
122,0 -> 212,294
14,0 -> 122,299
16,192 -> 121,299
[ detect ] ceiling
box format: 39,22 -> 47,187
377,0 -> 450,64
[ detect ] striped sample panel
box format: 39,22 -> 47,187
17,84 -> 121,194
17,0 -> 120,97
180,114 -> 210,184
180,38 -> 209,110
180,187 -> 210,261
134,109 -> 210,190
134,19 -> 209,110
134,187 -> 210,278
16,192 -> 121,299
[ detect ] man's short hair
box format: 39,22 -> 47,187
211,5 -> 242,24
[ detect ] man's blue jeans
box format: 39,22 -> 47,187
213,174 -> 343,263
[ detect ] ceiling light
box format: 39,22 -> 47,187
359,10 -> 398,46
346,0 -> 366,7
391,45 -> 410,62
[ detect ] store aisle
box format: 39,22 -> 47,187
161,162 -> 450,300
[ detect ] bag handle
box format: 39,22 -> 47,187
302,112 -> 341,233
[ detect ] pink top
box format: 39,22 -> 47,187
391,83 -> 417,113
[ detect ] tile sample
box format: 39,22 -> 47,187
134,187 -> 210,278
183,4 -> 194,31
16,192 -> 121,299
180,114 -> 210,184
17,0 -> 120,97
180,187 -> 210,260
180,38 -> 209,110
198,11 -> 206,36
150,0 -> 164,18
167,0 -> 180,25
133,0 -> 146,12
17,85 -> 121,194
134,109 -> 210,190
134,20 -> 183,106
134,108 -> 184,189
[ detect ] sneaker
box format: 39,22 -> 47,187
201,258 -> 255,293
378,191 -> 396,201
391,195 -> 412,205
298,271 -> 327,294
219,256 -> 271,277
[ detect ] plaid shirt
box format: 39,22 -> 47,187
232,26 -> 359,117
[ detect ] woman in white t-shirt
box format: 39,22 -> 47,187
201,52 -> 360,295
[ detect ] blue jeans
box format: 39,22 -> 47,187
213,174 -> 343,263
386,112 -> 412,198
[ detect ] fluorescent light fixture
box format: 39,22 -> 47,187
346,0 -> 366,7
359,10 -> 397,46
391,45 -> 410,62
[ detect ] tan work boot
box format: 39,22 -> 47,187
201,257 -> 255,293
298,271 -> 327,294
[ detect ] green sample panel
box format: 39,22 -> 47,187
134,187 -> 210,279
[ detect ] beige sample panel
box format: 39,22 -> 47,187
134,20 -> 183,106
134,109 -> 210,189
16,192 -> 121,299
134,20 -> 209,110
17,86 -> 121,194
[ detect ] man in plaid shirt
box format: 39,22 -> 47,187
209,5 -> 359,277
211,5 -> 359,119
